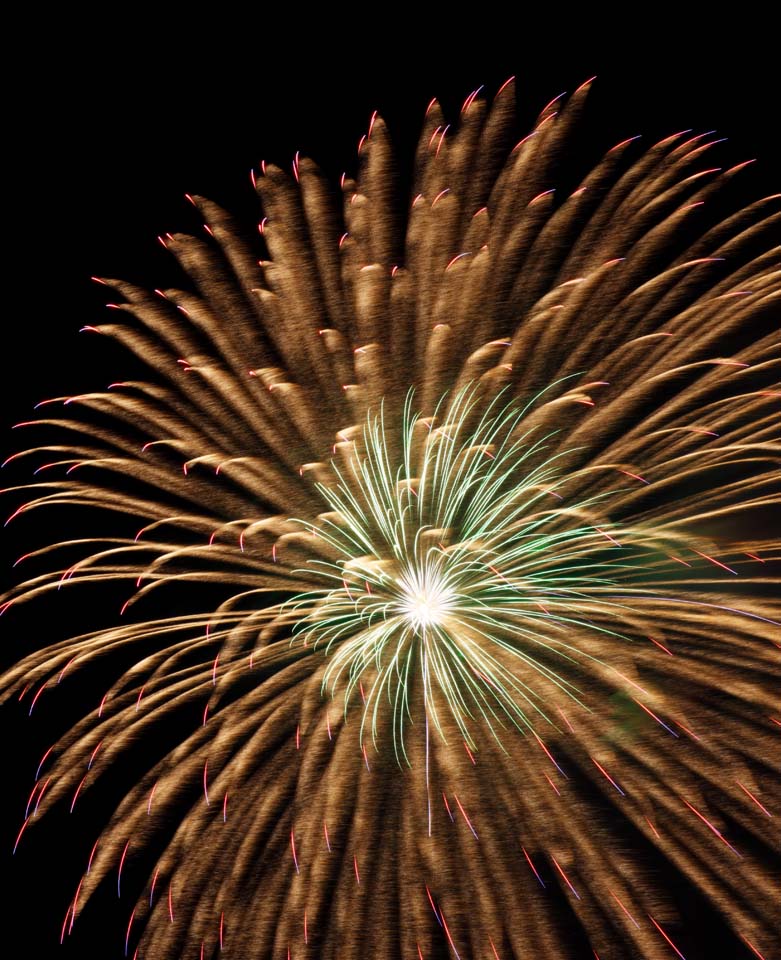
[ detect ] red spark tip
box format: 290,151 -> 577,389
610,135 -> 642,152
575,75 -> 597,93
726,158 -> 756,174
462,86 -> 484,113
541,90 -> 566,113
530,189 -> 555,206
496,76 -> 515,97
656,129 -> 693,148
739,933 -> 768,960
446,253 -> 471,269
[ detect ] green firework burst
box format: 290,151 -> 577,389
287,382 -> 686,761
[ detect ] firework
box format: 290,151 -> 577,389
2,79 -> 780,959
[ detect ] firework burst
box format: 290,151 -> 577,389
2,79 -> 780,959
287,384 -> 708,763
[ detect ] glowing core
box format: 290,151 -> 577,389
397,572 -> 455,632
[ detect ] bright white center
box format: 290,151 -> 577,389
397,572 -> 455,632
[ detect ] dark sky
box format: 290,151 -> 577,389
2,23 -> 779,959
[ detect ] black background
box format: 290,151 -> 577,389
2,18 -> 779,959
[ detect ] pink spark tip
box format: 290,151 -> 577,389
290,831 -> 299,874
446,252 -> 471,269
649,636 -> 674,656
13,817 -> 30,854
545,774 -> 561,796
648,915 -> 687,960
462,86 -> 484,112
496,76 -> 515,96
541,90 -> 566,113
739,933 -> 768,960
117,839 -> 130,897
125,907 -> 136,955
575,75 -> 597,93
736,781 -> 772,817
60,905 -> 73,944
683,798 -> 740,856
609,888 -> 640,929
692,550 -> 737,575
591,756 -> 626,795
453,793 -> 478,839
521,846 -> 546,888
69,776 -> 88,813
530,189 -> 555,205
551,856 -> 580,899
610,135 -> 642,152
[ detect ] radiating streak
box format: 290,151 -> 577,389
735,781 -> 772,817
551,856 -> 580,900
1,79 -> 778,960
648,915 -> 687,960
118,840 -> 130,897
125,908 -> 136,956
682,799 -> 741,856
521,846 -> 546,888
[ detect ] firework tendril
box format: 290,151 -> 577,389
2,80 -> 779,959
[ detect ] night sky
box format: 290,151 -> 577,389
2,22 -> 779,958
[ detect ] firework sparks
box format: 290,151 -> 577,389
2,79 -> 779,959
